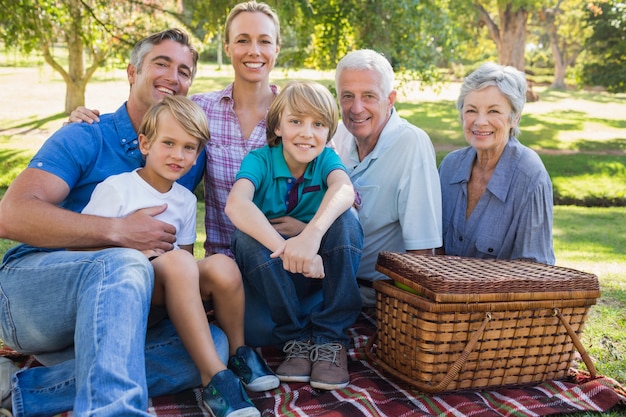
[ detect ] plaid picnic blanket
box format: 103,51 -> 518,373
4,311 -> 625,416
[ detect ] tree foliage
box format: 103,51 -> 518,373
179,0 -> 232,67
0,0 -> 181,114
291,0 -> 462,84
353,0 -> 461,83
579,0 -> 626,93
181,0 -> 462,84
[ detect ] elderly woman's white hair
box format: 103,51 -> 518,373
457,62 -> 527,138
335,49 -> 395,97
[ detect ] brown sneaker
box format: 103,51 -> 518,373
309,343 -> 349,390
275,340 -> 312,383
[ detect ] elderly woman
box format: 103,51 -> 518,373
438,62 -> 555,264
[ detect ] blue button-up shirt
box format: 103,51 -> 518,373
439,137 -> 555,264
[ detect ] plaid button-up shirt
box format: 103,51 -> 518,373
191,83 -> 279,257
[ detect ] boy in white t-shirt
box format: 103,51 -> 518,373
82,95 -> 276,417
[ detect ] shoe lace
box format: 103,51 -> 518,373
309,343 -> 343,364
282,340 -> 311,360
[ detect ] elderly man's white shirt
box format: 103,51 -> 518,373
333,110 -> 442,281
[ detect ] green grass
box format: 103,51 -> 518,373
553,206 -> 626,384
543,154 -> 626,206
0,148 -> 32,188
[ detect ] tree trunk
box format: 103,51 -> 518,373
475,2 -> 537,101
540,6 -> 567,90
217,32 -> 223,69
39,0 -> 88,114
41,42 -> 87,115
64,1 -> 87,114
65,77 -> 87,114
550,49 -> 567,90
497,3 -> 528,70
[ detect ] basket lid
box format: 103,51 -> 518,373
375,252 -> 600,303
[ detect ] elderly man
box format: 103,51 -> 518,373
332,49 -> 442,306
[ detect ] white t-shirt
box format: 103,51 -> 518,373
82,169 -> 197,248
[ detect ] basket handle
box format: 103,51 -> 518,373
432,312 -> 492,391
554,308 -> 597,378
365,313 -> 492,393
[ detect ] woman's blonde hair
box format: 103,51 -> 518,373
224,1 -> 281,46
139,95 -> 209,150
266,81 -> 338,147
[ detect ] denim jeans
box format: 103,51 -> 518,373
243,274 -> 324,348
232,209 -> 363,347
0,248 -> 228,416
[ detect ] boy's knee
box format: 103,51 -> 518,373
203,271 -> 242,290
198,254 -> 243,293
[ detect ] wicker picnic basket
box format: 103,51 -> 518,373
365,252 -> 600,393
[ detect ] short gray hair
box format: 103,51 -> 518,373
335,49 -> 394,97
130,28 -> 198,81
457,62 -> 527,138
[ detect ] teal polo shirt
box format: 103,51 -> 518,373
236,144 -> 346,223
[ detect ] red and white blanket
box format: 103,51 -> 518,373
4,312 -> 625,416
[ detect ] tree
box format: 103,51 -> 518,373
537,0 -> 590,90
180,0 -> 232,68
470,0 -> 543,100
181,0 -> 462,84
351,0 -> 461,83
580,0 -> 626,93
0,0 -> 179,114
282,0 -> 462,84
473,0 -> 530,69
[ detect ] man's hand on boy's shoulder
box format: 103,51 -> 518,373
65,107 -> 101,125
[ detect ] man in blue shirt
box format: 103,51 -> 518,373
0,29 -> 231,416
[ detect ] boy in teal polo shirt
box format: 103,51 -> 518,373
226,81 -> 363,391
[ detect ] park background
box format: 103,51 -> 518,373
0,1 -> 625,415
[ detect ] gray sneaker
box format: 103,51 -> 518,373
309,343 -> 349,390
275,340 -> 312,383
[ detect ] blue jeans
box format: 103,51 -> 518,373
232,210 -> 363,347
0,248 -> 228,417
243,274 -> 324,347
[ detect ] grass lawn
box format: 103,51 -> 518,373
0,61 -> 625,414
